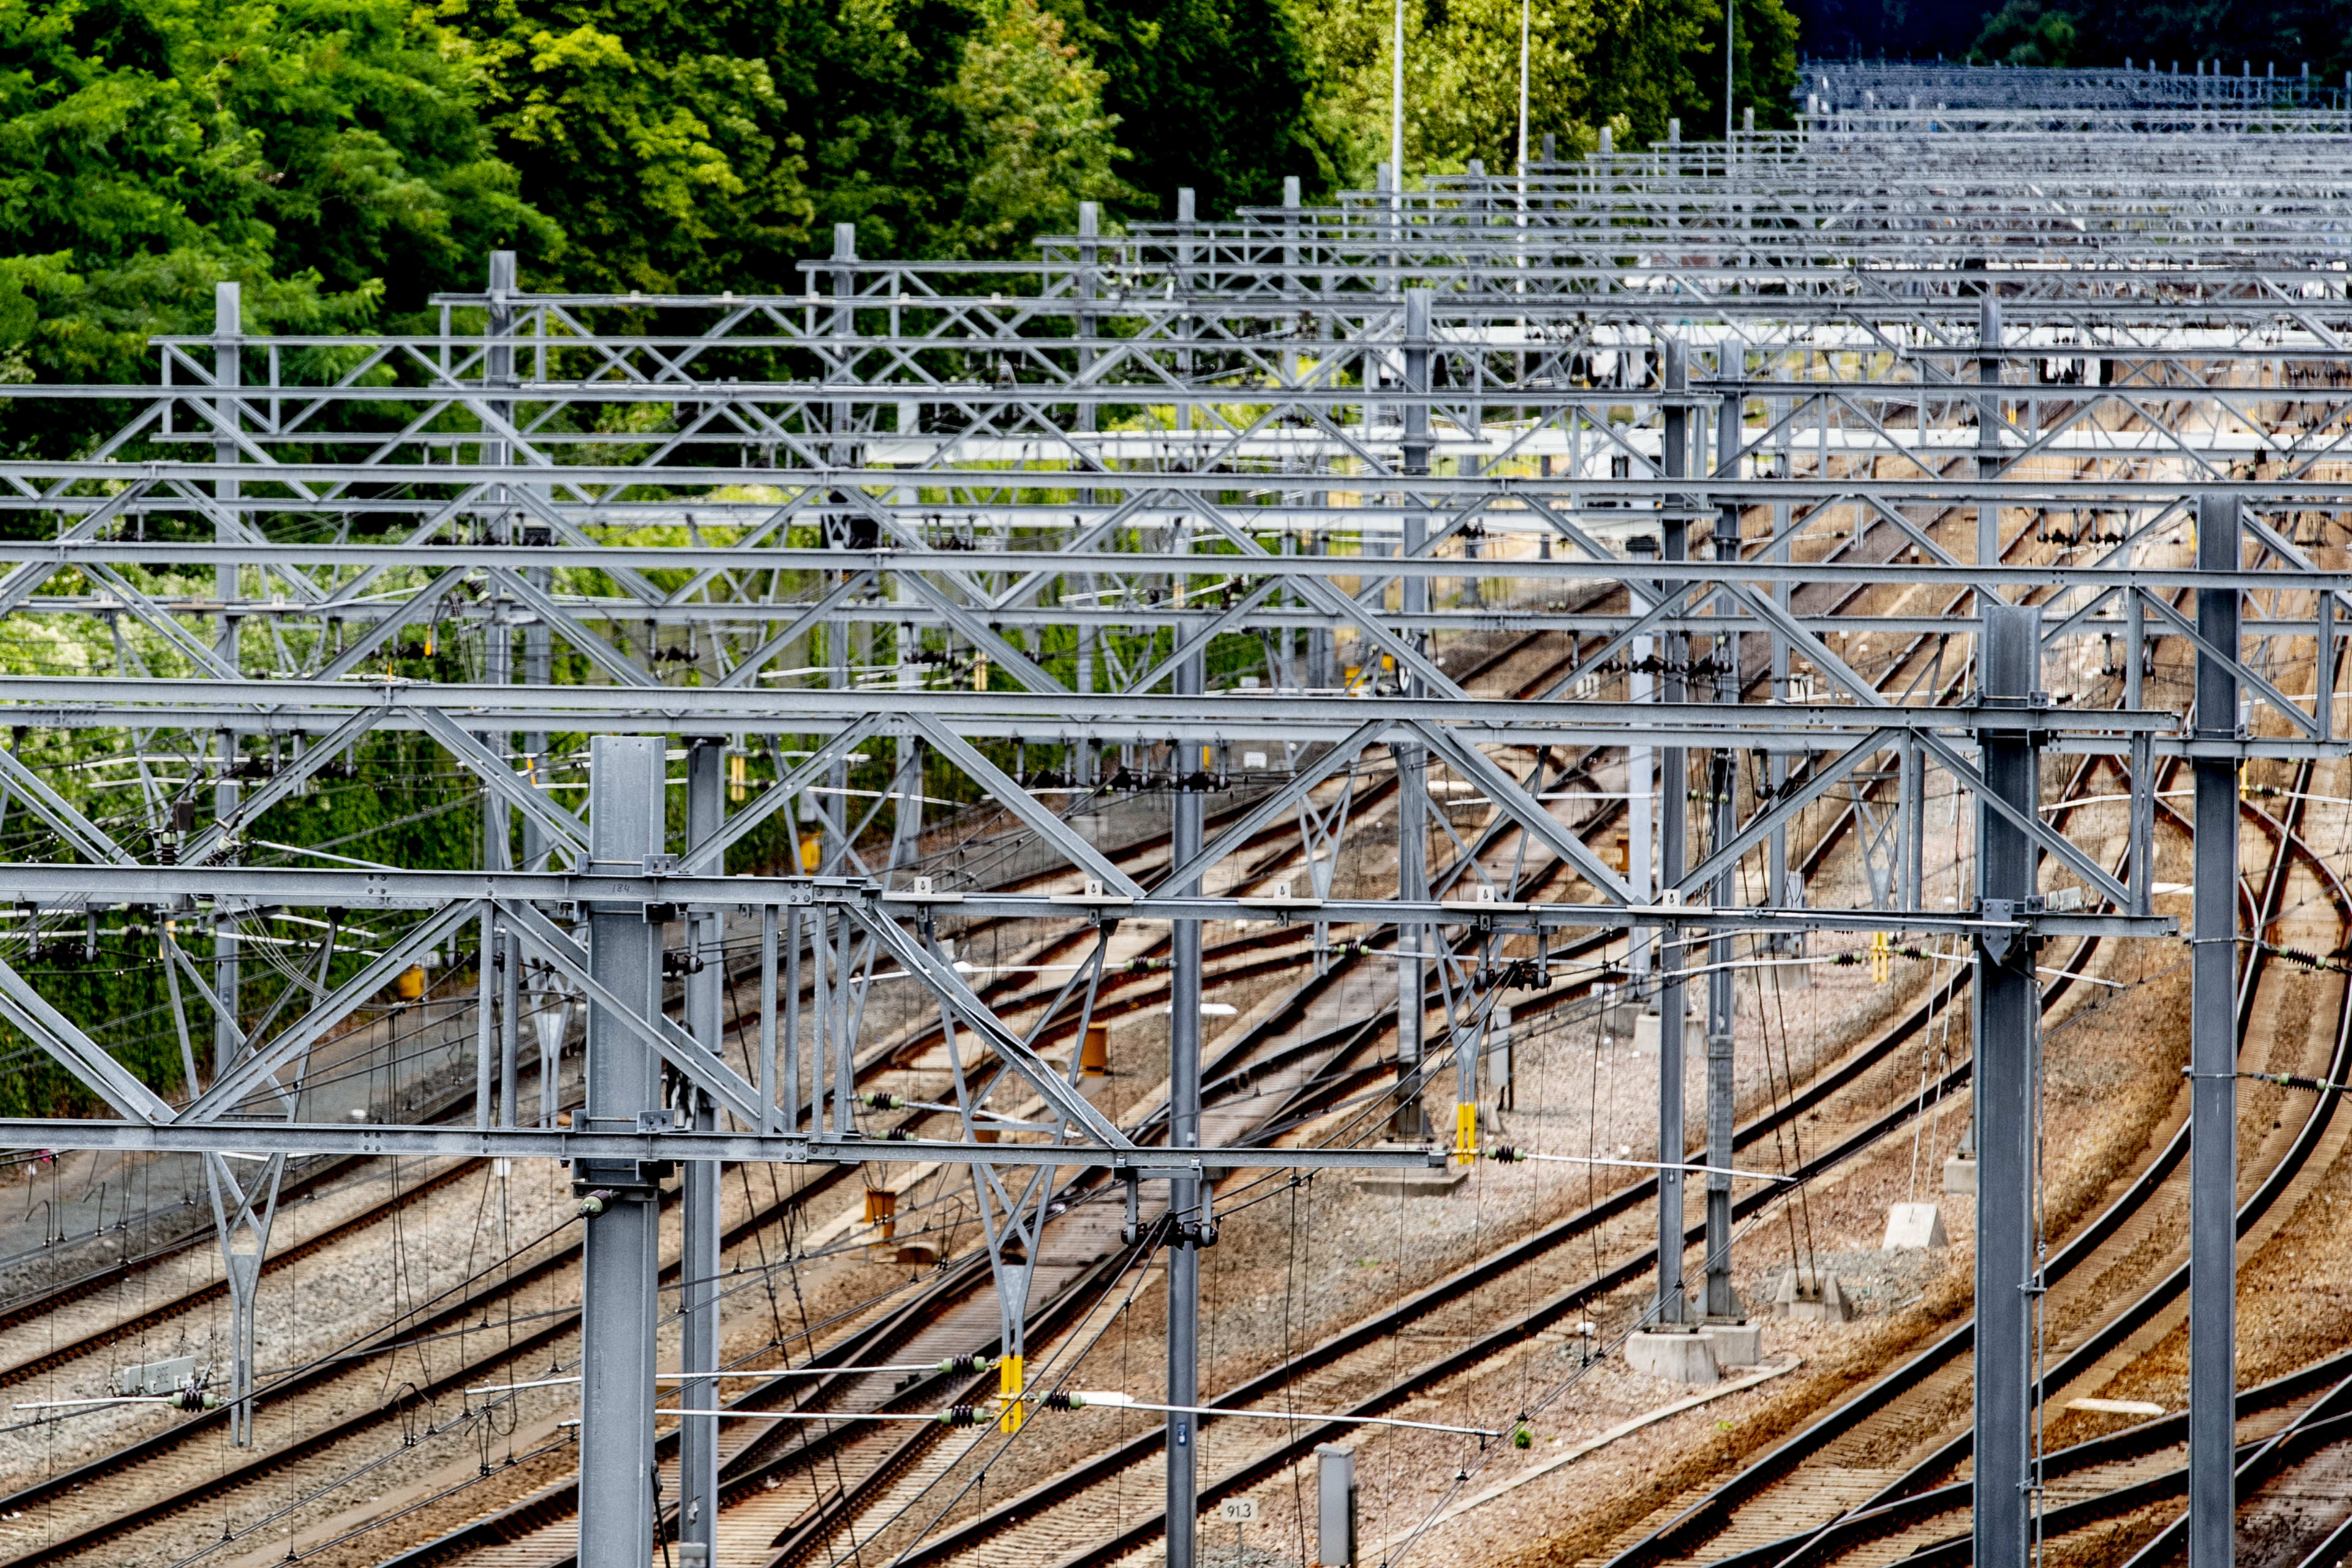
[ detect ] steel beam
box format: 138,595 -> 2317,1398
679,737 -> 725,1563
578,735 -> 664,1568
1656,340 -> 1691,1329
0,1120 -> 1456,1166
2190,492 -> 2242,1568
1973,603 -> 2039,1568
1393,293 -> 1433,1142
1167,630 -> 1206,1568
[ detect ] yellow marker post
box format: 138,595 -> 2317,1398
998,1354 -> 1025,1433
1455,1101 -> 1479,1166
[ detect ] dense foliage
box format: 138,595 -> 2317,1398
1790,0 -> 2343,77
0,0 -> 1802,1110
1,0 -> 1798,384
1969,0 -> 2352,72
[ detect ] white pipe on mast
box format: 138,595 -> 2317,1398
1390,0 -> 1406,211
1518,0 -> 1531,178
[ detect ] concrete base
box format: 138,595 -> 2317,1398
1626,1329 -> 1719,1385
1699,1321 -> 1763,1368
1351,1145 -> 1468,1198
1943,1155 -> 1976,1194
1773,1268 -> 1853,1322
1883,1202 -> 1949,1250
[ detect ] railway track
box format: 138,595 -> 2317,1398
742,491 -> 2233,1568
1588,774 -> 2352,1568
0,495 -> 2098,1566
335,611 -> 1887,1565
826,752 -> 2131,1568
418,503 -> 2079,1568
0,613 -> 1646,1566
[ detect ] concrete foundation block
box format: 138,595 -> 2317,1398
1882,1202 -> 1949,1250
1773,1268 -> 1853,1322
1699,1321 -> 1763,1368
1351,1147 -> 1468,1198
1943,1155 -> 1976,1194
1626,1329 -> 1719,1385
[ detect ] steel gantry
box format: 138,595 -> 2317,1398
0,59 -> 2345,1568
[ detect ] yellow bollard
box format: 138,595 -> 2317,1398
998,1354 -> 1025,1433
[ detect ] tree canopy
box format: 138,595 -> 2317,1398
4,0 -> 1802,424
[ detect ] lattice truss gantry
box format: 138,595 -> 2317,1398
0,58 -> 2342,1567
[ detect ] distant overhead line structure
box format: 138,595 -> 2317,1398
0,58 -> 2338,1568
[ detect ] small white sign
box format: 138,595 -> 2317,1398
1218,1499 -> 1259,1523
117,1355 -> 196,1398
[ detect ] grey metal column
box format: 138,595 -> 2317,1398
485,251 -> 521,1129
2190,491 -> 2242,1568
1769,492 -> 1792,920
1703,363 -> 1741,1322
679,737 -> 726,1563
1902,741 -> 1927,910
1978,299 -> 2003,568
213,281 -> 242,1088
1656,340 -> 1690,1327
578,735 -> 664,1568
1166,631 -> 1206,1568
1973,604 -> 2037,1568
1392,288 -> 1433,1142
1961,300 -> 2007,1188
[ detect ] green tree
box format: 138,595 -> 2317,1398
1083,0 -> 1328,216
434,0 -> 811,290
1295,0 -> 1796,183
946,0 -> 1139,252
768,0 -> 986,262
1970,0 -> 2078,64
0,0 -> 554,453
1966,0 -> 2352,75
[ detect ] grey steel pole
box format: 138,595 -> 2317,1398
578,735 -> 664,1568
1770,493 -> 1791,919
1656,339 -> 1689,1328
2190,491 -> 2242,1568
1978,298 -> 2003,569
1704,365 -> 1740,1321
213,777 -> 239,1087
1166,629 -> 1207,1568
486,251 -> 521,1129
213,281 -> 242,1089
1962,296 -> 2007,1185
1973,604 -> 2037,1568
1902,741 -> 1927,910
1393,288 -> 1433,1142
679,737 -> 726,1563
